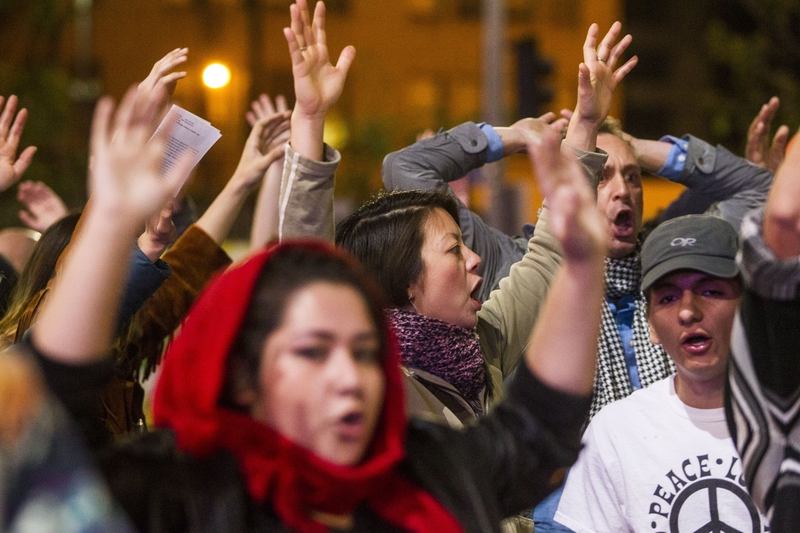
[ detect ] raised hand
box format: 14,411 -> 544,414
33,86 -> 192,362
230,111 -> 291,191
90,85 -> 190,222
247,93 -> 288,126
247,94 -> 291,248
745,96 -> 790,173
525,124 -> 608,397
763,132 -> 800,260
137,48 -> 189,124
284,0 -> 355,120
138,48 -> 188,98
0,95 -> 37,192
493,114 -> 570,155
528,126 -> 607,263
245,93 -> 291,153
574,22 -> 638,126
17,180 -> 69,232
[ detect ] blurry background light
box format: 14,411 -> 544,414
202,62 -> 231,89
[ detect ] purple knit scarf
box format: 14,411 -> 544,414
386,308 -> 486,403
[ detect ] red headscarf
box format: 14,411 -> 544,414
154,240 -> 462,532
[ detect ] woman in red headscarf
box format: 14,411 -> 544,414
14,66 -> 608,531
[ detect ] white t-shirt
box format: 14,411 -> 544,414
555,376 -> 768,533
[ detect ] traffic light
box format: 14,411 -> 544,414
515,38 -> 554,118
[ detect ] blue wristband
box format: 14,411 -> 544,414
656,135 -> 689,179
478,123 -> 505,163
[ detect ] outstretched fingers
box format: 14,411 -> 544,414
4,106 -> 28,154
252,111 -> 290,146
537,112 -> 557,123
772,125 -> 791,157
299,0 -> 316,48
576,62 -> 592,99
13,146 -> 36,176
612,55 -> 638,85
596,21 -> 622,63
260,93 -> 277,115
605,32 -> 632,70
154,48 -> 188,71
582,23 -> 600,64
275,94 -> 289,112
159,71 -> 188,87
312,0 -> 326,48
290,1 -> 310,49
762,97 -> 780,125
335,45 -> 356,75
0,95 -> 18,139
284,25 -> 306,69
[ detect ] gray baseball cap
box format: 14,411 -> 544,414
641,214 -> 739,292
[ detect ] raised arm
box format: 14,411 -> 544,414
107,66 -> 284,380
195,110 -> 288,244
635,133 -> 773,228
285,0 -> 353,161
523,129 -> 607,393
382,113 -> 567,194
33,86 -> 190,363
745,96 -> 789,174
278,0 -> 353,241
413,127 -> 608,521
382,115 -> 566,301
726,131 -> 800,526
0,95 -> 37,193
247,93 -> 290,248
137,47 -> 188,118
564,22 -> 637,153
474,22 -> 633,371
17,180 -> 69,232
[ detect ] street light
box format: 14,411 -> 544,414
202,62 -> 231,89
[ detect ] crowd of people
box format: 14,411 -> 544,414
0,1 -> 797,532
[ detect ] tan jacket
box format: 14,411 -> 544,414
278,143 -> 566,425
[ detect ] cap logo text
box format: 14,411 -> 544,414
670,237 -> 696,247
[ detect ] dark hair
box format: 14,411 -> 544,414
335,190 -> 460,308
222,245 -> 388,408
0,213 -> 80,345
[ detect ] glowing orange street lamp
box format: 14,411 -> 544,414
202,62 -> 231,89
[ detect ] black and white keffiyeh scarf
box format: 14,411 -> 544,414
591,253 -> 674,419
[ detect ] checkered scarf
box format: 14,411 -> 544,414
591,254 -> 674,419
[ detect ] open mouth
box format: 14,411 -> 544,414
341,412 -> 363,425
469,278 -> 483,308
611,210 -> 635,237
470,277 -> 483,298
336,411 -> 366,441
681,333 -> 712,355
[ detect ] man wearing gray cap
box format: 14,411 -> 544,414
555,214 -> 769,533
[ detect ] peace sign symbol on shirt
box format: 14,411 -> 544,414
668,478 -> 761,533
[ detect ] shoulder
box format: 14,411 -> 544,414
402,366 -> 477,428
588,377 -> 672,437
100,430 -> 249,531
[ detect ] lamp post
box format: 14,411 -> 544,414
481,0 -> 513,234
